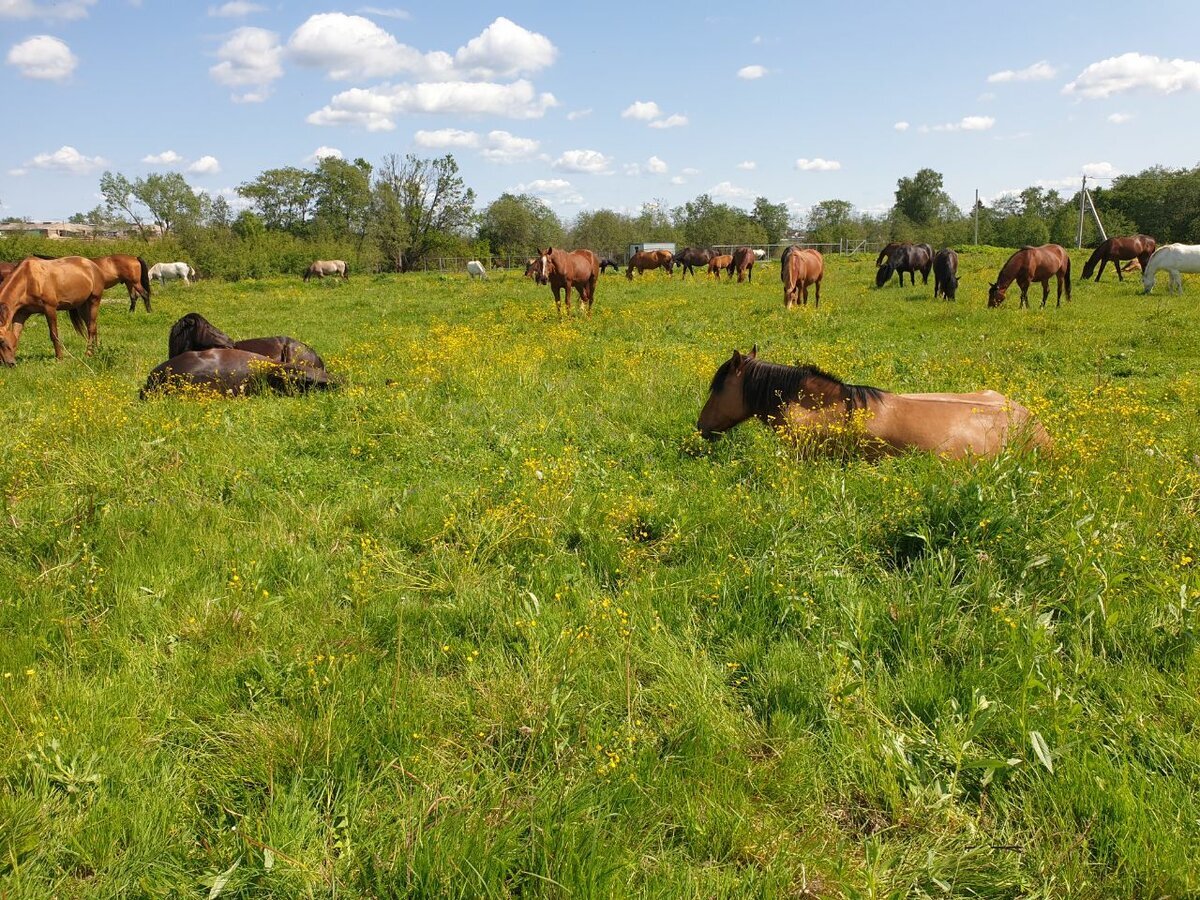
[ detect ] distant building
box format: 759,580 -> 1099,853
628,241 -> 676,258
0,221 -> 158,240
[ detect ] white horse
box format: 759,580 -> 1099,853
1142,243 -> 1200,294
304,260 -> 348,282
148,262 -> 194,285
466,260 -> 487,280
753,248 -> 766,260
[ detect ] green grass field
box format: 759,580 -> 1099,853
1,248 -> 1198,897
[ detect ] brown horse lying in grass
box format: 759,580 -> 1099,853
987,244 -> 1071,308
142,349 -> 334,399
697,347 -> 1049,459
1080,234 -> 1156,282
536,247 -> 598,316
0,256 -> 105,365
781,246 -> 824,308
168,312 -> 326,369
90,254 -> 152,311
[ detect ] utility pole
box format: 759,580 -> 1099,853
1076,175 -> 1087,248
974,189 -> 979,244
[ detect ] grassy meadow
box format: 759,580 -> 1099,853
1,248 -> 1199,897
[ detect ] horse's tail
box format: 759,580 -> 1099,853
68,307 -> 87,339
342,262 -> 349,279
137,256 -> 151,303
1065,255 -> 1072,301
1080,241 -> 1106,280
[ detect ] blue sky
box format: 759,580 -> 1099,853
4,0 -> 1200,222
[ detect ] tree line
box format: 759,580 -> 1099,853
5,156 -> 1200,278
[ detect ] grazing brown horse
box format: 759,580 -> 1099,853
303,259 -> 348,281
781,246 -> 824,308
141,349 -> 334,399
599,257 -> 621,274
708,254 -> 733,278
987,244 -> 1071,308
1080,234 -> 1157,282
933,248 -> 959,300
168,312 -> 326,369
697,347 -> 1050,459
89,254 -> 152,311
537,247 -> 598,317
0,256 -> 105,366
674,247 -> 715,279
875,242 -> 905,267
626,250 -> 675,279
524,258 -> 547,284
0,262 -> 16,285
876,243 -> 934,287
728,247 -> 756,283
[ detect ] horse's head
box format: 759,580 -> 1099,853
875,264 -> 892,288
987,282 -> 1005,307
538,248 -> 555,283
944,274 -> 959,300
0,316 -> 13,366
698,346 -> 757,440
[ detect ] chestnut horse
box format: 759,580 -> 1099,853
728,247 -> 756,283
987,245 -> 1071,308
781,246 -> 824,308
0,256 -> 105,366
142,348 -> 334,399
168,312 -> 327,369
0,262 -> 16,285
90,254 -> 152,311
708,254 -> 733,278
537,247 -> 599,316
1080,234 -> 1156,282
697,347 -> 1049,459
626,250 -> 674,279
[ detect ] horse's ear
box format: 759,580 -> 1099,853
749,344 -> 757,359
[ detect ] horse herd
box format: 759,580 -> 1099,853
2,233 -> 1197,459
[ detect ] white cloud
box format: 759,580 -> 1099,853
307,80 -> 557,129
310,145 -> 343,160
646,155 -> 667,174
22,145 -> 107,175
187,155 -> 221,175
515,177 -> 583,205
6,34 -> 77,80
794,157 -> 841,171
648,114 -> 687,129
0,0 -> 94,20
210,26 -> 283,102
143,149 -> 184,165
1064,52 -> 1200,99
566,108 -> 592,121
414,127 -> 480,149
710,181 -> 752,200
669,175 -> 686,185
920,115 -> 995,133
737,64 -> 766,79
681,167 -> 700,176
208,1 -> 265,16
479,130 -> 540,163
736,160 -> 756,171
1107,112 -> 1132,125
621,100 -> 661,121
287,13 -> 554,81
987,60 -> 1056,83
1082,161 -> 1119,178
893,121 -> 910,131
552,149 -> 612,175
357,5 -> 409,18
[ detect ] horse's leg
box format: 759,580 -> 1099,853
43,308 -> 64,359
1096,257 -> 1106,282
1055,274 -> 1063,307
553,285 -> 562,317
1115,257 -> 1124,282
85,300 -> 100,353
814,278 -> 821,308
1042,278 -> 1051,308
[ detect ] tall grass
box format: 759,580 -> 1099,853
1,249 -> 1197,896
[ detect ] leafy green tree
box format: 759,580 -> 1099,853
377,153 -> 476,270
367,179 -> 409,272
752,197 -> 790,244
568,209 -> 636,256
672,194 -> 766,248
478,193 -> 564,258
237,166 -> 316,233
892,168 -> 959,227
135,172 -> 202,237
232,210 -> 265,242
207,196 -> 233,230
99,171 -> 148,239
805,199 -> 857,244
311,157 -> 373,243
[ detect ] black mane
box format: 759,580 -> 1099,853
711,357 -> 885,415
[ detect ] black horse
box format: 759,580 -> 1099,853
673,247 -> 715,279
932,248 -> 959,300
599,257 -> 621,274
168,312 -> 326,369
876,242 -> 934,287
141,349 -> 334,399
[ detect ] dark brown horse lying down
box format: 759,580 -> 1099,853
141,349 -> 334,398
168,312 -> 325,368
698,347 -> 1049,459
